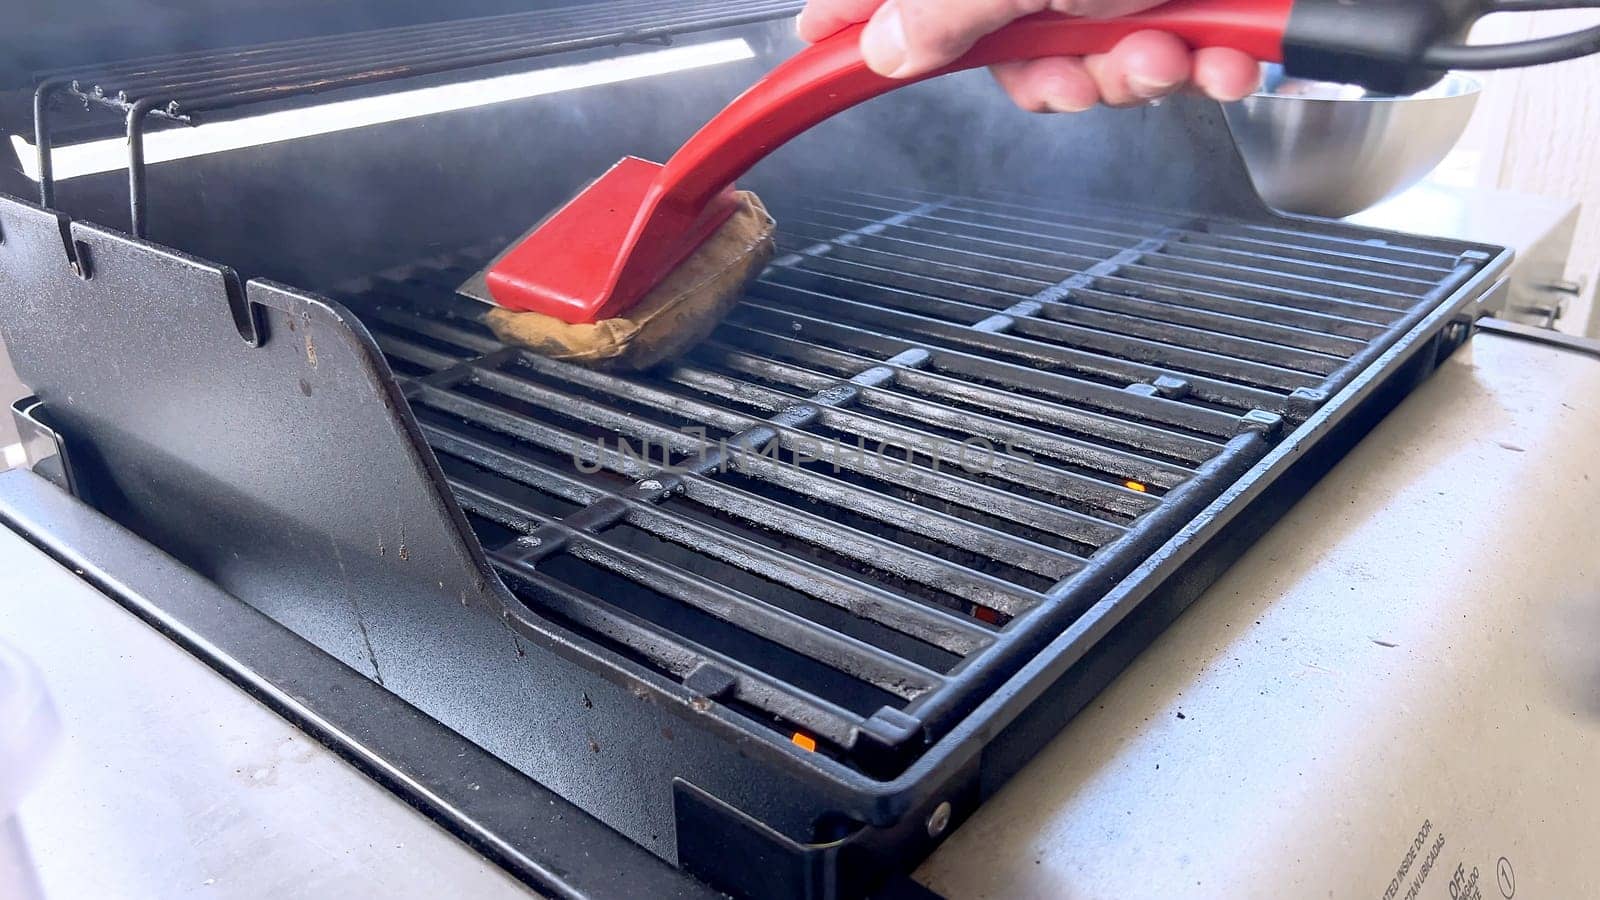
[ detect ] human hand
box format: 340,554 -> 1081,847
796,0 -> 1262,112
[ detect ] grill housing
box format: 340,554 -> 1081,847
0,8 -> 1511,898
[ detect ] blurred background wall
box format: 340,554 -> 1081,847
1448,12 -> 1600,302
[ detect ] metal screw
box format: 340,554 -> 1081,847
926,801 -> 952,838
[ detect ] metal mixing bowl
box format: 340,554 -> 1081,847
1222,66 -> 1481,219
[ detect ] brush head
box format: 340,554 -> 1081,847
459,157 -> 742,324
480,191 -> 775,371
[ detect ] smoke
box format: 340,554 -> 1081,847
15,11 -> 1264,294
744,28 -> 1263,222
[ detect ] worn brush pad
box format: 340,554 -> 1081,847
484,191 -> 776,371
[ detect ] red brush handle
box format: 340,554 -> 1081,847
659,0 -> 1295,213
484,0 -> 1299,322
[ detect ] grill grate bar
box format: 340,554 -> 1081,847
776,245 -> 1352,374
674,367 -> 1156,523
687,340 -> 1195,491
870,186 -> 1458,274
1140,251 -> 1420,308
1199,220 -> 1462,269
664,477 -> 1048,616
723,304 -> 1247,436
1068,283 -> 1374,353
473,363 -> 740,452
834,191 -> 1170,246
1038,294 -> 1351,370
746,287 -> 1291,411
423,378 -> 1068,600
758,265 -> 1324,392
788,205 -> 1414,326
777,227 -> 1058,296
499,352 -> 1130,548
559,529 -> 945,701
1156,240 -> 1442,292
490,551 -> 867,749
374,297 -> 1091,588
370,307 -> 507,355
805,192 -> 1434,308
403,358 -> 1082,587
782,218 -> 1069,283
450,470 -> 948,704
1114,263 -> 1407,324
895,196 -> 1433,303
424,421 -> 998,656
854,187 -> 1200,234
783,208 -> 1102,273
702,457 -> 1082,586
956,220 -> 1411,316
1090,275 -> 1390,339
809,198 -> 1138,259
375,331 -> 465,372
1171,230 -> 1456,278
710,323 -> 1232,451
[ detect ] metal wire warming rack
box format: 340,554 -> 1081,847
30,0 -> 803,236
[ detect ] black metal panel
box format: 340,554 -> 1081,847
0,467 -> 727,900
0,193 -> 507,677
0,192 -> 877,868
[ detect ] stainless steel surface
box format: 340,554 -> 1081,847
920,331 -> 1600,898
1350,184 -> 1590,337
1224,69 -> 1481,218
0,530 -> 533,900
0,335 -> 22,446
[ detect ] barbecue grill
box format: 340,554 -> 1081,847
0,3 -> 1514,898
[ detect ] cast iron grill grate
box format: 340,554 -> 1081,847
350,187 -> 1483,774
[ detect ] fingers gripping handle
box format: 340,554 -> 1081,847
658,0 -> 1296,213
484,0 -> 1600,322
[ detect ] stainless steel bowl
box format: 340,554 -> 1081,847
1222,67 -> 1481,218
